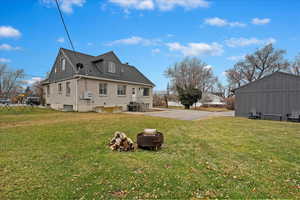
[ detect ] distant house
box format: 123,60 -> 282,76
42,48 -> 155,112
167,92 -> 225,107
234,72 -> 300,120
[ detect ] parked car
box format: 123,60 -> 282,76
25,97 -> 40,105
0,98 -> 11,105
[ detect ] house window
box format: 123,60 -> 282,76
66,82 -> 71,96
62,58 -> 66,71
58,83 -> 62,94
117,85 -> 126,96
143,88 -> 150,96
99,83 -> 107,96
47,85 -> 50,96
108,62 -> 116,73
132,88 -> 136,95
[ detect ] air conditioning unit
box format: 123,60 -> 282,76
82,91 -> 93,100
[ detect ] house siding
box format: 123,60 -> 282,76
77,79 -> 153,112
44,78 -> 153,112
44,79 -> 77,111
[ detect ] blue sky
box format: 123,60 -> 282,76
0,0 -> 300,90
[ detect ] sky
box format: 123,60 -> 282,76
0,0 -> 300,90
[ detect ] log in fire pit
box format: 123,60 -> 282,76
137,129 -> 164,150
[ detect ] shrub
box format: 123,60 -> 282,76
224,96 -> 235,110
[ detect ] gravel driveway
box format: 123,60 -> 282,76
142,108 -> 234,121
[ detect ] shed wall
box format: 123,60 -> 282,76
235,73 -> 300,120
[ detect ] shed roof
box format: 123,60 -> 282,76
233,72 -> 300,92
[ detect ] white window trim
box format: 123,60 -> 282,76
117,85 -> 126,96
99,83 -> 108,97
62,58 -> 66,71
108,62 -> 116,73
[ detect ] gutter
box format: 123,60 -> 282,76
74,74 -> 155,87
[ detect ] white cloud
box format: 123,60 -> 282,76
204,17 -> 246,27
227,55 -> 245,61
25,77 -> 43,85
109,0 -> 154,10
152,48 -> 160,53
156,0 -> 210,11
0,26 -> 21,38
252,18 -> 271,25
166,42 -> 223,56
0,58 -> 11,63
57,37 -> 65,43
41,0 -> 86,13
87,42 -> 93,46
107,36 -> 160,46
109,0 -> 210,11
225,37 -> 276,47
0,44 -> 21,51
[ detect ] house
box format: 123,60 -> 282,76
42,48 -> 155,112
234,72 -> 300,121
167,92 -> 225,107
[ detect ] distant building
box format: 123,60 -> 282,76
167,92 -> 225,107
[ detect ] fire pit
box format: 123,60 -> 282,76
137,130 -> 164,150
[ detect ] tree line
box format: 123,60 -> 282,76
164,44 -> 300,109
0,64 -> 43,102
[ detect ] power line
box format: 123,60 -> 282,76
55,0 -> 75,51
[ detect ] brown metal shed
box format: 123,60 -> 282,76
234,72 -> 300,121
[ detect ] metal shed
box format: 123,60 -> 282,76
234,72 -> 300,121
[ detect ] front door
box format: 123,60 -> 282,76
132,88 -> 136,102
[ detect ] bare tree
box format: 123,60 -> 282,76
32,79 -> 45,105
290,53 -> 300,75
0,64 -> 25,98
165,57 -> 217,93
214,81 -> 225,97
226,44 -> 289,88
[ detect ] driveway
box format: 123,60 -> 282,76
142,108 -> 234,121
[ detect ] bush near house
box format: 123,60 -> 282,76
225,96 -> 235,110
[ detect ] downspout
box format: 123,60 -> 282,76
75,76 -> 82,112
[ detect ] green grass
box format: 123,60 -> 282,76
0,108 -> 299,199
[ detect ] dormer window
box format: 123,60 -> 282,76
61,58 -> 66,71
108,62 -> 116,73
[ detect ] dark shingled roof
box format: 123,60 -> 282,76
233,71 -> 300,92
51,48 -> 155,86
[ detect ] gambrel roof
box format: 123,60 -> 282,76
45,48 -> 155,87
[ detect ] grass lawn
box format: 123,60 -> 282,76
0,108 -> 299,199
